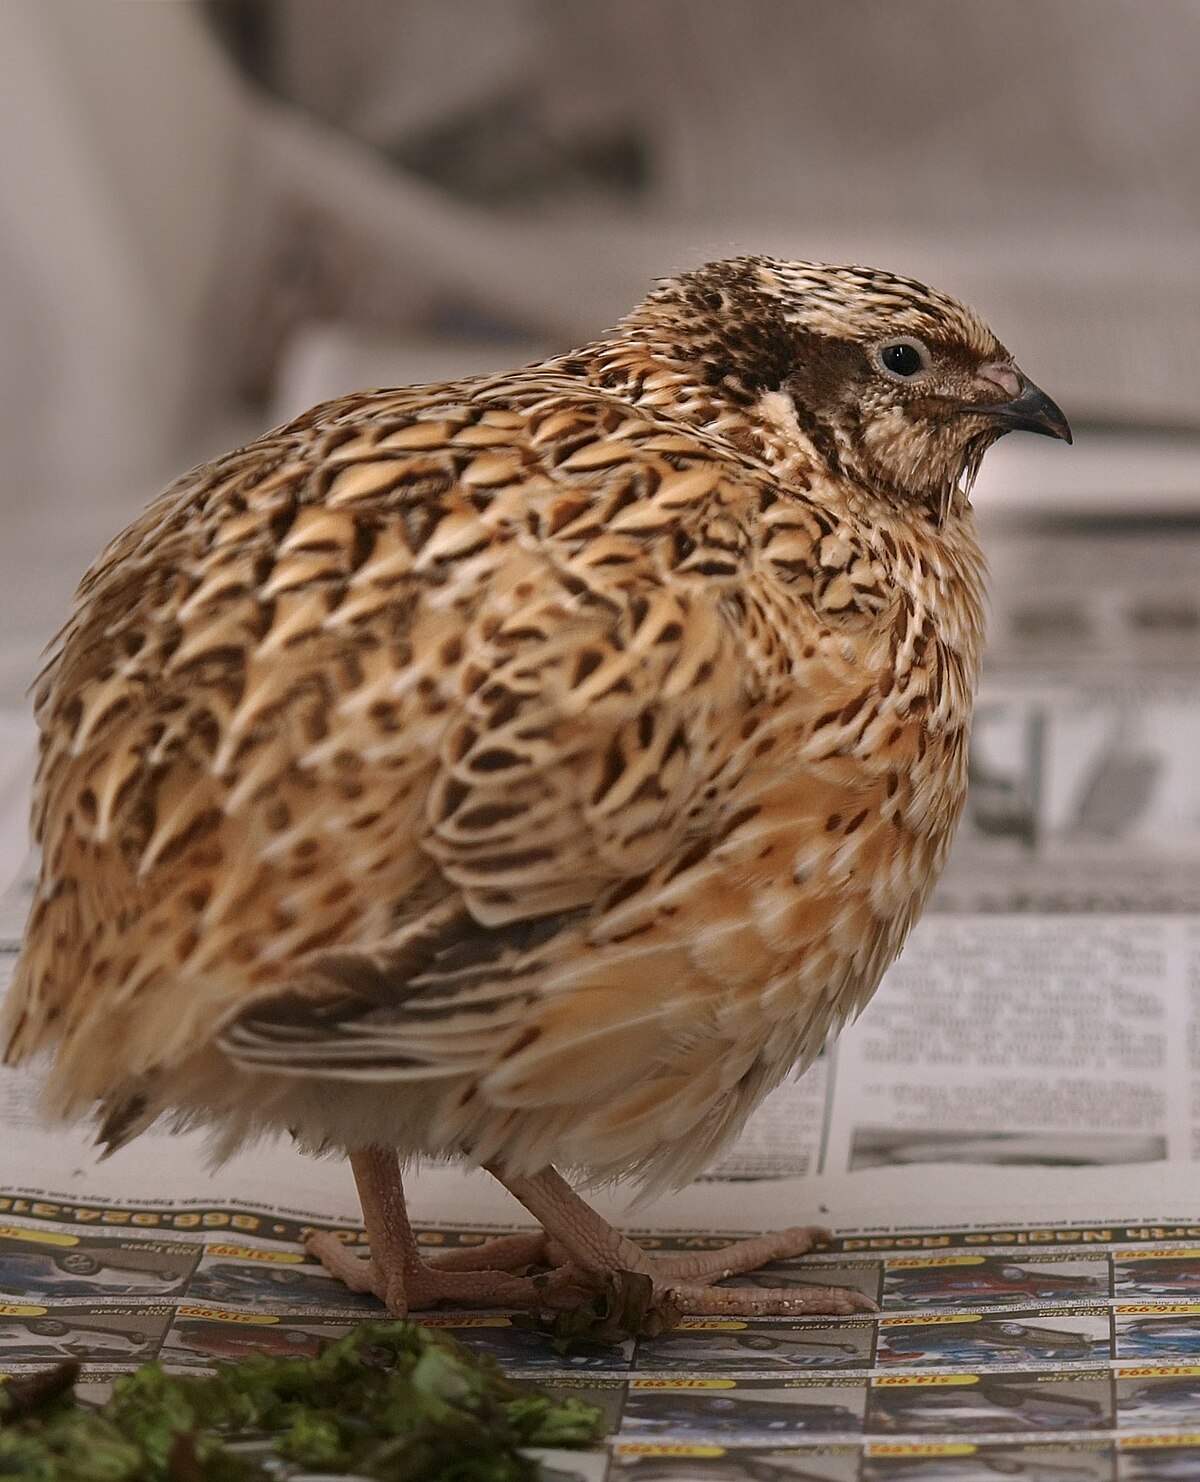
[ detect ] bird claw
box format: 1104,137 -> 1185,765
642,1224 -> 832,1283
525,1258 -> 876,1329
304,1230 -> 381,1295
304,1226 -> 560,1315
665,1280 -> 878,1318
422,1230 -> 554,1274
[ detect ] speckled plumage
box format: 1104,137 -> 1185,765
3,257 -> 1068,1314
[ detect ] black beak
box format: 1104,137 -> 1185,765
976,375 -> 1073,444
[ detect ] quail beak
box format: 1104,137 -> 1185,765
973,367 -> 1073,444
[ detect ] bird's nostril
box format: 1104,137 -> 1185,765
978,363 -> 1023,401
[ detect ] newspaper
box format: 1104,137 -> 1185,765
2,523 -> 1200,1478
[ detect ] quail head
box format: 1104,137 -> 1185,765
3,257 -> 1069,1317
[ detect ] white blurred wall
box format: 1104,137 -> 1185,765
0,2 -> 250,521
0,0 -> 1196,596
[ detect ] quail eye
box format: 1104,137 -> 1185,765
876,338 -> 931,380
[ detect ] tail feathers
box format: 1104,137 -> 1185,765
218,900 -> 586,1080
1,1007 -> 28,1066
95,1088 -> 158,1155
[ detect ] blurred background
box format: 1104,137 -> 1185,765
0,3 -> 1199,905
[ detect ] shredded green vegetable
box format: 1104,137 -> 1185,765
0,1321 -> 605,1480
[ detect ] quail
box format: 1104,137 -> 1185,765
2,257 -> 1070,1318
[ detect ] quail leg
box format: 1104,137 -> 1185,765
305,1146 -> 567,1315
494,1164 -> 876,1317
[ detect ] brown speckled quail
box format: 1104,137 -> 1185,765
2,257 -> 1070,1318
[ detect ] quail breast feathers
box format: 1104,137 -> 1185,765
2,257 -> 1068,1316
